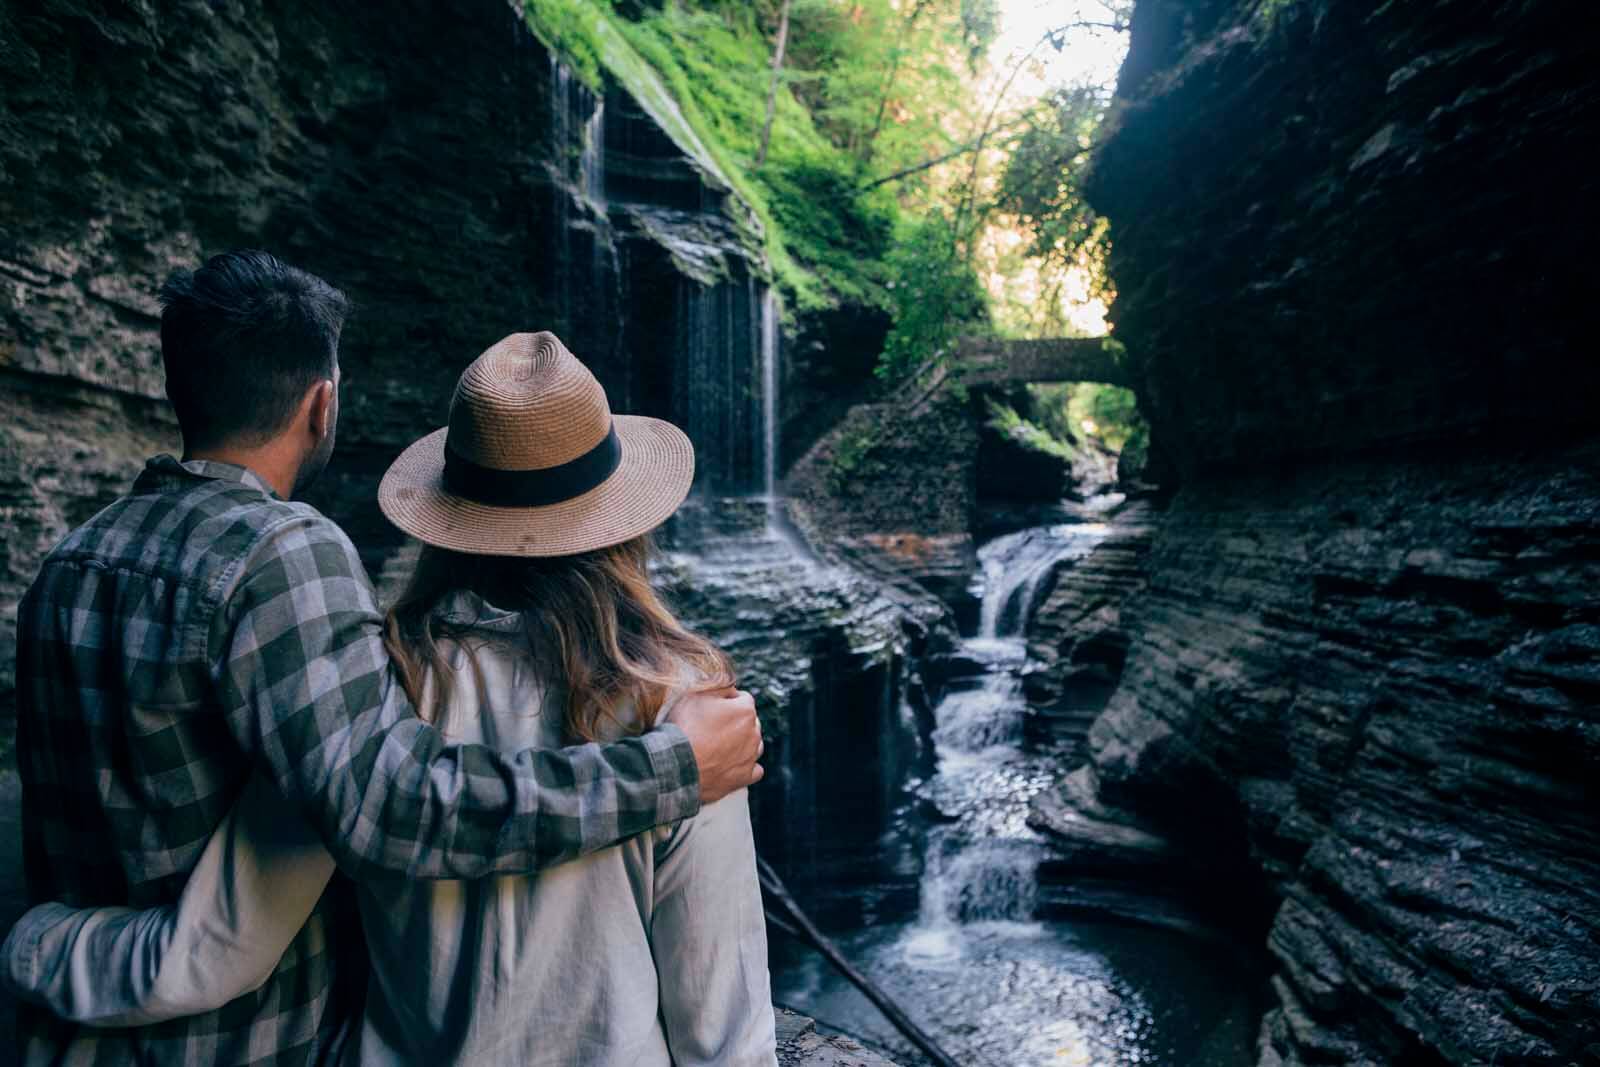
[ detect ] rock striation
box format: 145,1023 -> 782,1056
786,392 -> 980,604
0,2 -> 914,1059
1,0 -> 597,726
1022,498 -> 1159,760
1027,0 -> 1600,1063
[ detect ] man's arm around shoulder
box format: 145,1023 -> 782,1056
212,511 -> 762,879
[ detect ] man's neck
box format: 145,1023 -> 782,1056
185,442 -> 299,500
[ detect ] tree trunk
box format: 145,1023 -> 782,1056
755,0 -> 792,168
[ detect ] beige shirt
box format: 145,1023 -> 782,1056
2,593 -> 777,1066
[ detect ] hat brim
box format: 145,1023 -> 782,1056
377,415 -> 695,557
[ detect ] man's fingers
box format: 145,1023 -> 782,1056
749,762 -> 765,785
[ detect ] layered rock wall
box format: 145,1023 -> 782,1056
0,2 -> 912,1058
0,0 -> 587,724
1037,0 -> 1600,1062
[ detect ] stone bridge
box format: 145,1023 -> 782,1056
955,336 -> 1132,388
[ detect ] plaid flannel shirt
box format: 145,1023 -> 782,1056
13,455 -> 701,1065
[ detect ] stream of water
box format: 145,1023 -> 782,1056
770,524 -> 1260,1067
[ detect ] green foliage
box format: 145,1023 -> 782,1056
826,420 -> 884,494
986,397 -> 1076,460
1068,382 -> 1144,453
876,211 -> 989,384
1019,381 -> 1148,461
613,4 -> 899,305
523,0 -> 609,86
522,0 -> 1009,314
997,86 -> 1114,302
521,0 -> 1131,384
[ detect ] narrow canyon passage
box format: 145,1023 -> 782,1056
770,519 -> 1262,1067
1,0 -> 1593,1063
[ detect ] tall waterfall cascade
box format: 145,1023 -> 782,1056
907,523 -> 1113,961
761,287 -> 780,503
545,55 -> 784,509
547,56 -> 621,383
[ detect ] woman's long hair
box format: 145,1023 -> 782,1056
382,535 -> 734,742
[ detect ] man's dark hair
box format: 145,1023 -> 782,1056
159,250 -> 349,449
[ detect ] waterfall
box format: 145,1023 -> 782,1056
546,55 -> 620,384
975,523 -> 1113,640
581,99 -> 606,210
931,669 -> 1026,751
908,522 -> 1115,963
674,276 -> 778,497
549,55 -> 574,333
761,286 -> 780,501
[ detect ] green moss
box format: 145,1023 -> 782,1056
986,398 -> 1077,461
520,0 -> 900,311
522,0 -> 609,86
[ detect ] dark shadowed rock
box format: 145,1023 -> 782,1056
0,772 -> 20,1051
1047,0 -> 1600,1062
1045,442 -> 1600,1064
776,1009 -> 899,1067
1023,498 -> 1159,758
786,394 -> 980,603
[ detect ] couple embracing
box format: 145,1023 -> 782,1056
3,250 -> 779,1065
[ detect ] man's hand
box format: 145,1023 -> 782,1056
669,688 -> 764,804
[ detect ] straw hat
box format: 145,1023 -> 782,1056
378,332 -> 694,557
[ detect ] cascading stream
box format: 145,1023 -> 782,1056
772,517 -> 1260,1066
907,523 -> 1112,961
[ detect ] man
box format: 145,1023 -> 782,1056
12,250 -> 763,1063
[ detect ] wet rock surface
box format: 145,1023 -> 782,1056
1038,441 -> 1600,1063
1047,0 -> 1600,1062
775,1009 -> 898,1067
786,395 -> 980,603
1023,498 -> 1159,761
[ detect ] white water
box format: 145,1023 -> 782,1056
773,515 -> 1263,1067
761,287 -> 780,504
975,523 -> 1111,639
581,100 -> 606,210
907,522 -> 1115,964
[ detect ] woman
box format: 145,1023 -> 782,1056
1,333 -> 778,1066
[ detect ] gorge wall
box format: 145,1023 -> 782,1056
1028,0 -> 1599,1063
0,1 -> 920,1059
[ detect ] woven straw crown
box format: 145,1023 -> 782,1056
446,333 -> 610,471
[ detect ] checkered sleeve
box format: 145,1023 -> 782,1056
212,513 -> 702,880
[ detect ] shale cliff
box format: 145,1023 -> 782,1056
1028,1 -> 1600,1063
0,2 -> 918,1059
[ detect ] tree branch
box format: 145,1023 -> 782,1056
857,112 -> 1037,191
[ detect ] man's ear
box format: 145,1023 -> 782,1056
306,378 -> 336,442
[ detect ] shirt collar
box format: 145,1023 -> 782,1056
433,589 -> 525,634
134,453 -> 282,500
